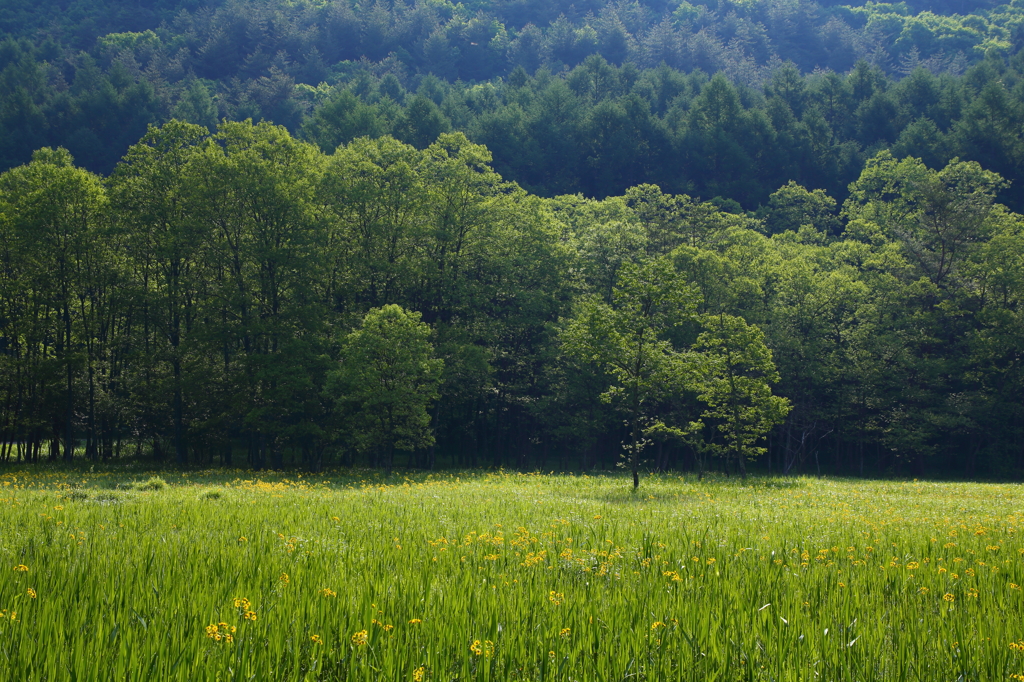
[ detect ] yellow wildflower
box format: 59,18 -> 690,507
469,639 -> 494,657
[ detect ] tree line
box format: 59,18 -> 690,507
4,38 -> 1024,213
303,53 -> 1024,210
4,0 -> 1019,77
1,122 -> 1021,479
2,0 -> 1024,190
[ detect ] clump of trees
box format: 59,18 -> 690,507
329,305 -> 443,475
1,121 -> 1021,479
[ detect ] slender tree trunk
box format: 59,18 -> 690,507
173,357 -> 187,466
733,405 -> 746,480
631,416 -> 641,490
63,303 -> 74,462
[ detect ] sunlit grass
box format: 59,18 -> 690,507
0,467 -> 1022,680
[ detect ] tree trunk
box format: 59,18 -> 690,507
631,415 -> 641,490
61,299 -> 74,462
173,358 -> 187,466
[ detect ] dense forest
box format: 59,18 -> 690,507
1,122 -> 1021,479
2,0 -> 1024,205
1,0 -> 1023,478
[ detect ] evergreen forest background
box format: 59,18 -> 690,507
2,0 -> 1024,478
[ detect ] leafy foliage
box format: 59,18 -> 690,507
0,42 -> 1023,479
329,305 -> 443,473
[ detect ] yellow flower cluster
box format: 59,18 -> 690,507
310,634 -> 323,645
412,666 -> 427,681
521,550 -> 547,567
469,639 -> 494,657
12,565 -> 27,572
372,618 -> 394,631
205,623 -> 236,643
560,628 -> 571,638
352,630 -> 368,646
0,609 -> 17,623
232,597 -> 257,621
26,588 -> 36,599
319,588 -> 337,597
548,591 -> 564,606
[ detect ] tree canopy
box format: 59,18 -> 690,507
1,121 -> 1021,481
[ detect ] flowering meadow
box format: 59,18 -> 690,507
0,467 -> 1023,681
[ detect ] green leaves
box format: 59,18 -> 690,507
329,305 -> 443,472
560,257 -> 701,487
694,313 -> 791,476
844,151 -> 1007,287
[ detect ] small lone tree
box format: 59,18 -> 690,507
694,313 -> 790,478
329,305 -> 443,473
560,257 -> 699,489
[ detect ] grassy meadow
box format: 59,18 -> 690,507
0,466 -> 1022,681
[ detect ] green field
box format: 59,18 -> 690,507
1,467 -> 1022,681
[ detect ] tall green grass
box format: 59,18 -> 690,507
0,468 -> 1021,680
